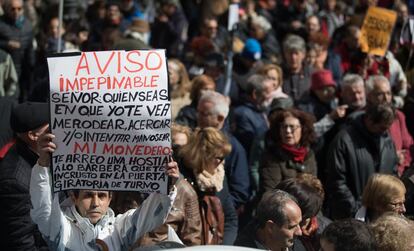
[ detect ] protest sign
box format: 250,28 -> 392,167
359,7 -> 397,56
48,50 -> 171,194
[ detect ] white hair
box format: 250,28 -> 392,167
198,90 -> 230,118
365,75 -> 390,95
283,34 -> 306,52
342,74 -> 364,90
250,14 -> 272,32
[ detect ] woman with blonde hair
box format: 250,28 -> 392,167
256,64 -> 288,107
131,123 -> 203,248
171,123 -> 192,148
371,213 -> 414,251
168,59 -> 191,120
355,174 -> 406,222
178,127 -> 237,245
180,127 -> 232,185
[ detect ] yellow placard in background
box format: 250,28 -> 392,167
359,7 -> 397,56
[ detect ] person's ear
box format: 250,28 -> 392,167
27,130 -> 38,141
252,90 -> 258,100
217,114 -> 225,123
265,220 -> 275,235
69,191 -> 77,203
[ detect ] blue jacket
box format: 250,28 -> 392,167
224,133 -> 251,209
231,102 -> 268,158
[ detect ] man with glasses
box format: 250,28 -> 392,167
0,0 -> 34,101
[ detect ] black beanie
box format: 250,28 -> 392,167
10,102 -> 49,133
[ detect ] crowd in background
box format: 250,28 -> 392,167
1,0 -> 414,250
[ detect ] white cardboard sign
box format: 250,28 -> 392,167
48,50 -> 171,194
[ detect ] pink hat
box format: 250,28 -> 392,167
311,70 -> 336,91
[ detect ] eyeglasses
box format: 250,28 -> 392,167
281,124 -> 301,132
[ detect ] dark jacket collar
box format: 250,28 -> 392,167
15,138 -> 38,167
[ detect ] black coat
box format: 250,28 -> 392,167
282,65 -> 312,105
0,97 -> 15,149
150,9 -> 188,58
0,16 -> 34,82
0,139 -> 48,250
234,220 -> 261,249
326,113 -> 398,219
297,93 -> 336,121
175,101 -> 197,130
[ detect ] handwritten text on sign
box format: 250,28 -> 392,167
359,7 -> 397,57
48,50 -> 171,194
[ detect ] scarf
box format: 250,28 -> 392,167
194,163 -> 225,192
281,143 -> 308,163
0,139 -> 15,158
302,216 -> 319,237
299,217 -> 320,251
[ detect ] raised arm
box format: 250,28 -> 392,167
30,132 -> 65,242
114,159 -> 179,248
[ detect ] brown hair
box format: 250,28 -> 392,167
276,177 -> 323,219
190,74 -> 216,102
308,32 -> 330,50
267,108 -> 316,147
297,173 -> 325,201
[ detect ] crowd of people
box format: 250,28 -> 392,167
1,0 -> 414,250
